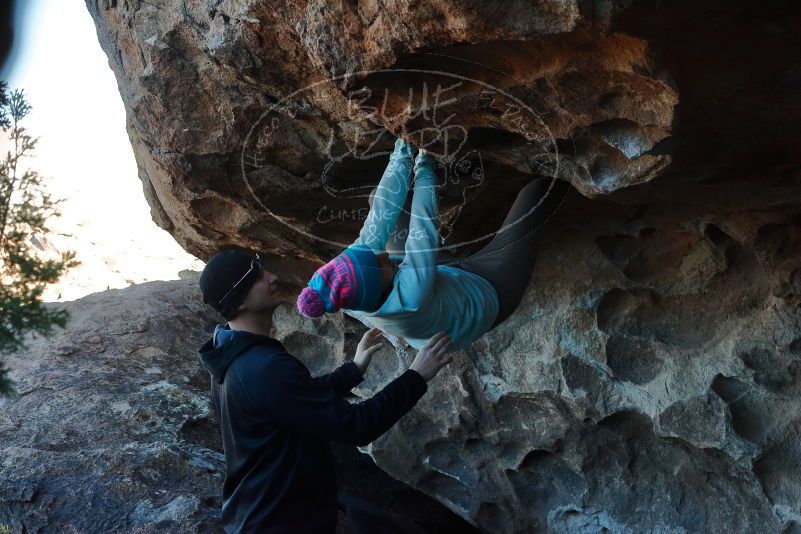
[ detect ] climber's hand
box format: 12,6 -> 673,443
354,327 -> 384,376
409,331 -> 454,382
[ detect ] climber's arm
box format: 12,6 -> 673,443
350,138 -> 417,252
395,150 -> 440,310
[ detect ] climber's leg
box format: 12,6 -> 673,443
368,186 -> 459,263
367,185 -> 410,256
450,177 -> 571,328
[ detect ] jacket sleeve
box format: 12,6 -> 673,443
312,360 -> 365,395
395,151 -> 441,310
350,138 -> 417,252
235,352 -> 428,446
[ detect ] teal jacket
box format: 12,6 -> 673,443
346,139 -> 499,353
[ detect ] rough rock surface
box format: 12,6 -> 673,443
0,271 -> 478,533
82,0 -> 801,532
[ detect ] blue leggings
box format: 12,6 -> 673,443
369,177 -> 571,328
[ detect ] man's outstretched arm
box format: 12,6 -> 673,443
312,360 -> 364,395
236,352 -> 427,447
350,137 -> 417,252
313,327 -> 383,394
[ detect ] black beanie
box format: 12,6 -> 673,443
199,249 -> 261,320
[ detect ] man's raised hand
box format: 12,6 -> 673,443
409,331 -> 454,382
354,327 -> 385,376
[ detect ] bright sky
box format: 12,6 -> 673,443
4,0 -> 204,302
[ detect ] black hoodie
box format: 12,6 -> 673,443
197,323 -> 428,533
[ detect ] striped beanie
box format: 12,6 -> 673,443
296,245 -> 382,317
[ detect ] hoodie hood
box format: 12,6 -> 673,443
197,323 -> 287,384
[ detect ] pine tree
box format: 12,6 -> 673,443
0,81 -> 80,397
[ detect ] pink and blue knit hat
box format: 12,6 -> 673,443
297,244 -> 383,318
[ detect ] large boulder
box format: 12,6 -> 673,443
82,1 -> 801,532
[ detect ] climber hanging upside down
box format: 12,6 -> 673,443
296,136 -> 571,353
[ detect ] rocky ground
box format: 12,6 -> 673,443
0,271 -> 477,533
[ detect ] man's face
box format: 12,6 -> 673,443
375,251 -> 398,297
238,268 -> 283,314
